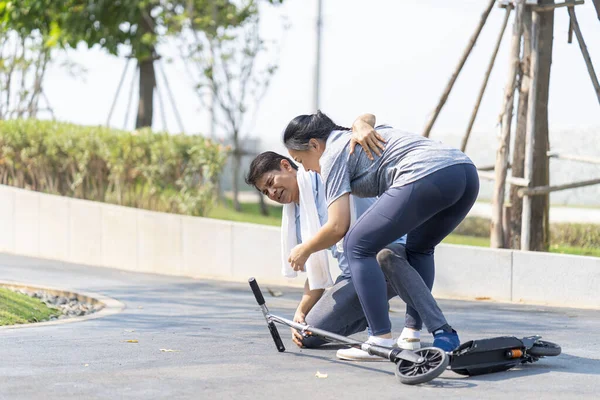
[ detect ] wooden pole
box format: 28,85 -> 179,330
461,7 -> 512,152
477,164 -> 500,171
40,90 -> 55,120
422,0 -> 496,138
157,60 -> 185,133
503,204 -> 512,249
547,151 -> 600,165
568,14 -> 573,44
508,9 -> 532,250
491,0 -> 526,249
519,178 -> 600,197
529,1 -> 553,252
107,58 -> 131,127
594,0 -> 600,20
124,63 -> 137,130
521,10 -> 541,252
314,0 -> 323,111
478,170 -> 529,187
568,6 -> 600,106
533,0 -> 584,11
155,67 -> 168,132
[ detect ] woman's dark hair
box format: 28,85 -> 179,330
245,151 -> 298,189
283,110 -> 350,150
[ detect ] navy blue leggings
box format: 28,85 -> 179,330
343,163 -> 479,336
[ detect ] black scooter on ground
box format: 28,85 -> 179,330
249,277 -> 561,385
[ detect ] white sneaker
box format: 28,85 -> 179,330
397,336 -> 421,350
336,337 -> 395,362
397,327 -> 421,350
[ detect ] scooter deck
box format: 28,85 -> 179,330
450,336 -> 531,376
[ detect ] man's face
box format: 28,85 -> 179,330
255,160 -> 299,204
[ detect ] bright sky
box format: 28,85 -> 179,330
42,0 -> 600,158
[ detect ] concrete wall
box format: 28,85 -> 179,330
0,184 -> 599,309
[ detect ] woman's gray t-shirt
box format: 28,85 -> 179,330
320,127 -> 474,206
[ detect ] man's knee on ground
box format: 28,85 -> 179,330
301,336 -> 327,349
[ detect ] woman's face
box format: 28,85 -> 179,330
288,139 -> 324,173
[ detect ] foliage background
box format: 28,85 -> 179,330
0,119 -> 229,216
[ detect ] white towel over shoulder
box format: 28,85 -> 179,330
280,168 -> 333,290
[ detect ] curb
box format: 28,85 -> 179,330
0,280 -> 125,330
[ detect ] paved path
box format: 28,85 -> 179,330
1,253 -> 599,399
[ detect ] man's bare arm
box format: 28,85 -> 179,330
291,279 -> 325,347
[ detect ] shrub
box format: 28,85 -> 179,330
0,119 -> 229,216
453,216 -> 600,249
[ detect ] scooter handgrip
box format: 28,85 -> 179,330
268,321 -> 286,352
248,277 -> 265,305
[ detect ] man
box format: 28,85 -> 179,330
245,151 -> 421,360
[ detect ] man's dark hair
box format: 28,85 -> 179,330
245,151 -> 298,189
283,110 -> 350,151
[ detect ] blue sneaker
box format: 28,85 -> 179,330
432,329 -> 460,352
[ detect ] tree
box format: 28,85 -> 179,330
493,2 -> 553,250
528,1 -> 554,251
0,0 -> 259,129
508,11 -> 532,249
510,2 -> 553,251
185,7 -> 283,212
0,1 -> 58,119
0,28 -> 52,119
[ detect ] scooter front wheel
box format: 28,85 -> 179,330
395,347 -> 449,385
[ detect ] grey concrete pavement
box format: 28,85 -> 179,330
1,253 -> 599,399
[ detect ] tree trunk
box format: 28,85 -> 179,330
258,193 -> 269,216
136,54 -> 156,129
232,145 -> 242,212
509,10 -> 532,249
136,13 -> 156,129
530,1 -> 553,252
491,0 -> 526,248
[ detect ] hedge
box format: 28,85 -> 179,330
0,119 -> 229,216
453,216 -> 600,249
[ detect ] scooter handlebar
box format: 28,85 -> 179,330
248,277 -> 265,305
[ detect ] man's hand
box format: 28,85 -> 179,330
349,115 -> 386,160
291,310 -> 307,348
288,243 -> 310,272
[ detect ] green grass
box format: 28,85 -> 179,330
442,234 -> 491,247
207,200 -> 600,258
207,198 -> 282,226
549,245 -> 600,257
0,288 -> 61,326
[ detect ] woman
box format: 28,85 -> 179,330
285,111 -> 479,354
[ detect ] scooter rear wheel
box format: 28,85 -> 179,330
529,340 -> 561,357
395,347 -> 449,385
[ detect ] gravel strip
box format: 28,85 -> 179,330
8,288 -> 104,320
